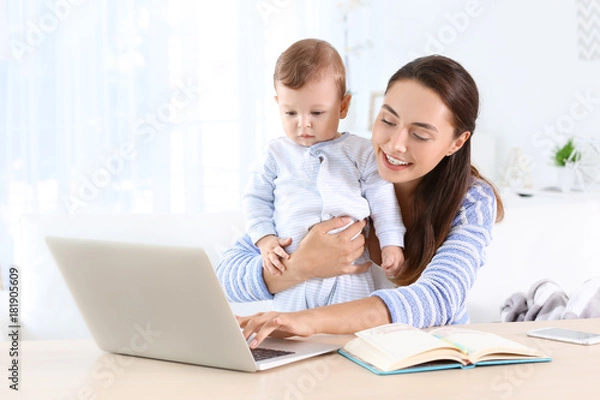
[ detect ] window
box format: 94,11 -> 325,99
0,0 -> 355,282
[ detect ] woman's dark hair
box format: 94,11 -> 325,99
387,55 -> 504,286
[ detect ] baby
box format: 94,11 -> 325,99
243,39 -> 405,311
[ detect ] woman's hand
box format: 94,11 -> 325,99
289,217 -> 371,279
237,311 -> 314,349
263,217 -> 372,293
237,297 -> 391,348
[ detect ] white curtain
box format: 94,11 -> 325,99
0,0 -> 370,283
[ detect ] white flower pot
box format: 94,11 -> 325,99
554,166 -> 574,192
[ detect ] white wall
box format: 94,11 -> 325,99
339,0 -> 600,187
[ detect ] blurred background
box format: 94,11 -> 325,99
1,0 -> 599,285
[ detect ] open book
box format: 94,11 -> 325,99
338,323 -> 551,375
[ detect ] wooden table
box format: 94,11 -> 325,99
2,318 -> 599,399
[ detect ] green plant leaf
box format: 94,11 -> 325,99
553,139 -> 581,167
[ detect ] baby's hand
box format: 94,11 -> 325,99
381,246 -> 405,279
256,235 -> 291,275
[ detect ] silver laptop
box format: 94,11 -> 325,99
45,236 -> 339,371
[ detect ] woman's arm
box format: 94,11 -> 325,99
238,296 -> 391,348
215,234 -> 273,302
216,217 -> 371,299
371,181 -> 497,327
237,181 -> 498,346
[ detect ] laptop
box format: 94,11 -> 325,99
45,236 -> 340,371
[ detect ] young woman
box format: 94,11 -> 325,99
216,54 -> 504,348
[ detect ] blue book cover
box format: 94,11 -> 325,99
338,323 -> 552,375
338,348 -> 552,375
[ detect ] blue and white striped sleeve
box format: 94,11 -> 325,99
243,146 -> 278,245
215,234 -> 275,302
371,181 -> 497,327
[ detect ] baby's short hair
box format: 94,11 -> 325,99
274,38 -> 347,99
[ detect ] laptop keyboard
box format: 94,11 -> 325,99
251,347 -> 295,361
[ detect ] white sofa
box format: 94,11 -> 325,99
467,191 -> 600,322
14,211 -> 268,340
10,191 -> 600,340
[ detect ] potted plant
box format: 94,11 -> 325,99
552,138 -> 581,191
553,138 -> 581,167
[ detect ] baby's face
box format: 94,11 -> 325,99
274,77 -> 349,147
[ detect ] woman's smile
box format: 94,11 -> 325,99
384,153 -> 411,167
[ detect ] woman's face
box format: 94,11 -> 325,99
372,79 -> 469,193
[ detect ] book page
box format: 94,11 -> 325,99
430,327 -> 544,362
355,323 -> 457,361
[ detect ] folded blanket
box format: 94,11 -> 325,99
563,277 -> 600,319
501,292 -> 528,322
501,278 -> 600,322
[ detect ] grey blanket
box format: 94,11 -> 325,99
501,278 -> 600,322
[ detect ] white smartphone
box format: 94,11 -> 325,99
526,327 -> 600,345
